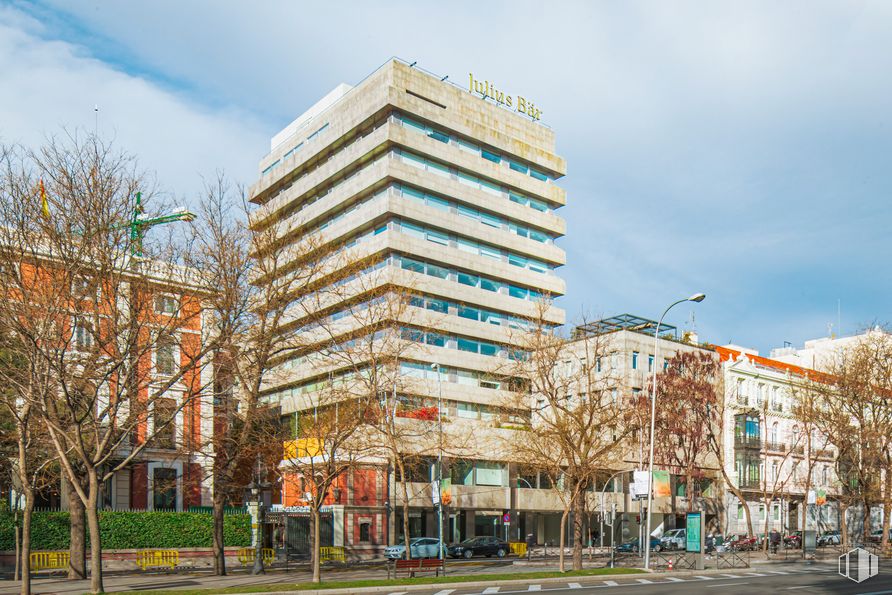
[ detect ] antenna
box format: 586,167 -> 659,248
441,75 -> 449,82
94,104 -> 99,136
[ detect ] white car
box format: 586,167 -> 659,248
660,528 -> 686,550
384,537 -> 444,559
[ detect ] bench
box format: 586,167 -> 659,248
237,547 -> 275,566
394,558 -> 444,577
30,551 -> 70,572
135,549 -> 179,571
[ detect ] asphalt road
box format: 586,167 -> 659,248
376,565 -> 890,595
2,561 -> 887,595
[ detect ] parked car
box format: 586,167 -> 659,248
660,528 -> 686,550
728,534 -> 758,551
615,536 -> 662,553
870,529 -> 892,542
384,537 -> 444,560
818,530 -> 841,546
447,536 -> 509,559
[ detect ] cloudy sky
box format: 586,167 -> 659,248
2,0 -> 890,354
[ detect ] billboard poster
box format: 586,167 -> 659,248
686,511 -> 702,553
652,470 -> 671,498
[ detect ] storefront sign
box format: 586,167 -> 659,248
468,73 -> 542,120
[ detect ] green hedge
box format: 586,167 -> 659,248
0,511 -> 251,551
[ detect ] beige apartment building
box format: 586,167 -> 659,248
247,59 -> 568,554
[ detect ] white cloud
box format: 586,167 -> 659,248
0,4 -> 270,205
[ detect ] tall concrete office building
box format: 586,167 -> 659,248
248,59 -> 566,554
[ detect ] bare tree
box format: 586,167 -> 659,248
646,351 -> 720,513
504,308 -> 633,571
0,135 -> 213,594
796,328 -> 892,549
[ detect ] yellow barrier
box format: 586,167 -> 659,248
135,549 -> 179,571
237,547 -> 275,566
30,551 -> 70,571
320,546 -> 346,562
508,542 -> 527,557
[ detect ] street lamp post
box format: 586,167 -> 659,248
643,293 -> 706,570
431,363 -> 444,560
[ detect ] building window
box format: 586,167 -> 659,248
359,521 -> 371,543
73,317 -> 94,351
772,503 -> 780,521
631,352 -> 639,370
647,354 -> 654,372
152,397 -> 177,449
152,467 -> 177,510
737,503 -> 744,520
155,336 -> 178,377
155,295 -> 179,315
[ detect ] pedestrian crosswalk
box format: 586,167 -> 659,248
387,564 -> 836,595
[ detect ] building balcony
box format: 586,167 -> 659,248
734,435 -> 762,449
764,441 -> 787,453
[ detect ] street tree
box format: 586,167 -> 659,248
504,308 -> 633,571
0,135 -> 213,594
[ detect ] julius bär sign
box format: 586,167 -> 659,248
468,73 -> 542,121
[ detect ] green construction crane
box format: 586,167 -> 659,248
129,191 -> 196,256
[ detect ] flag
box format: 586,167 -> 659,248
39,179 -> 50,219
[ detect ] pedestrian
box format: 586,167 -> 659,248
770,528 -> 781,554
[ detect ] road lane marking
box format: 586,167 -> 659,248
387,592 -> 407,595
603,581 -> 619,587
528,586 -> 541,591
663,577 -> 685,582
785,587 -> 810,590
636,579 -> 653,584
695,575 -> 714,580
743,572 -> 767,576
568,583 -> 582,589
433,590 -> 455,595
720,574 -> 743,578
706,583 -> 748,588
483,588 -> 501,594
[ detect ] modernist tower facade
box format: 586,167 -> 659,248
248,59 -> 566,553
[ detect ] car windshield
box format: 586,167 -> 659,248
460,538 -> 479,545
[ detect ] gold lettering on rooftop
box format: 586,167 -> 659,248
468,73 -> 541,121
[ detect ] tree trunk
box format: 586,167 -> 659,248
212,488 -> 227,576
65,473 -> 87,580
863,500 -> 872,543
398,459 -> 412,559
881,474 -> 891,552
85,471 -> 104,595
571,492 -> 584,570
558,508 -> 568,572
19,493 -> 33,595
719,468 -> 753,537
14,519 -> 20,582
311,507 -> 321,583
687,473 -> 695,512
840,501 -> 849,548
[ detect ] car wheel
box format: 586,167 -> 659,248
654,544 -> 661,552
464,549 -> 474,559
497,548 -> 507,558
632,546 -> 639,553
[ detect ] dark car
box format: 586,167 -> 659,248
615,536 -> 662,553
448,536 -> 509,559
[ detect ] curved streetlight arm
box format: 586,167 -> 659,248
643,294 -> 704,570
